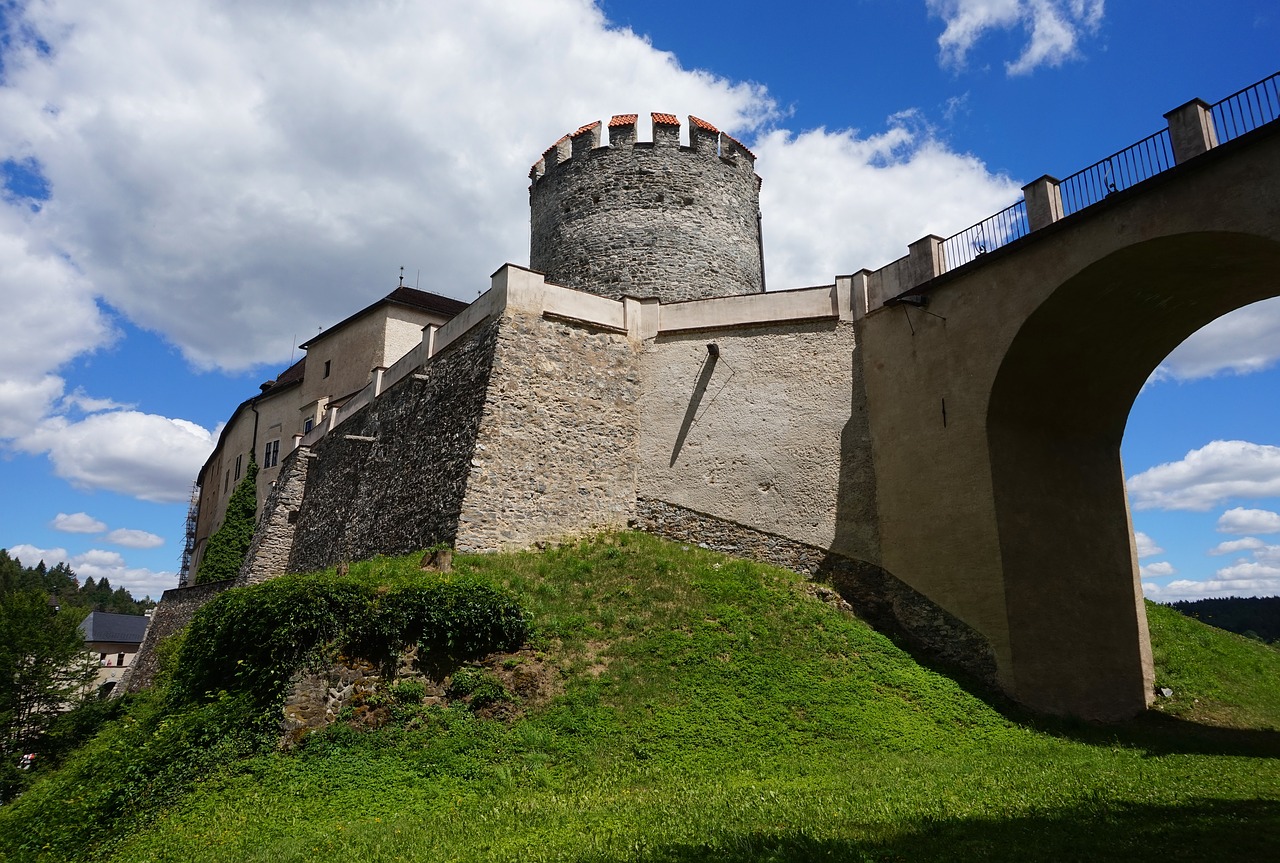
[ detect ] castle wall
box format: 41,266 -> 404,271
122,578 -> 236,693
455,310 -> 641,552
635,318 -> 880,564
530,114 -> 763,303
286,318 -> 500,571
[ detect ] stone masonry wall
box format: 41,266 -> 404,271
456,310 -> 641,551
633,497 -> 997,686
237,448 -> 315,585
123,579 -> 236,693
286,318 -> 500,572
530,116 -> 763,303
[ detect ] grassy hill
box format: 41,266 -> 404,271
2,533 -> 1278,862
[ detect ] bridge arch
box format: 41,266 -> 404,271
986,231 -> 1280,718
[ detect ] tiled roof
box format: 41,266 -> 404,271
572,121 -> 601,138
688,115 -> 718,133
384,286 -> 470,317
79,611 -> 149,645
651,112 -> 679,126
609,114 -> 638,127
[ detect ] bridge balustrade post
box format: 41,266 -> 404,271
1021,175 -> 1064,231
907,235 -> 944,288
1163,98 -> 1218,164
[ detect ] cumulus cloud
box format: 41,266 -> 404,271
104,528 -> 164,549
1217,507 -> 1280,535
1127,440 -> 1280,512
927,0 -> 1105,75
1139,561 -> 1175,578
51,511 -> 106,534
6,543 -> 69,568
1209,536 -> 1267,556
17,411 -> 215,503
68,549 -> 171,599
1153,299 -> 1280,381
1145,541 -> 1280,600
754,114 -> 1022,285
1133,531 -> 1162,558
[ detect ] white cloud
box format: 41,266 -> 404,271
1139,561 -> 1175,578
1143,575 -> 1280,601
17,410 -> 215,503
1153,299 -> 1280,381
104,528 -> 164,549
69,549 -> 173,599
1127,440 -> 1280,511
51,511 -> 106,534
6,543 -> 69,568
0,0 -> 774,376
1217,507 -> 1280,535
1209,536 -> 1267,556
1147,541 -> 1280,600
754,116 -> 1021,286
1133,531 -> 1162,558
927,0 -> 1105,75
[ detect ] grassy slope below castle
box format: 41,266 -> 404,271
4,533 -> 1280,862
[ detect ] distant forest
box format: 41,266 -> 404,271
0,550 -> 155,616
1167,596 -> 1280,644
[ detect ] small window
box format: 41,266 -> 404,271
234,453 -> 242,481
224,469 -> 230,493
117,653 -> 126,667
304,418 -> 314,434
264,439 -> 280,468
323,360 -> 331,378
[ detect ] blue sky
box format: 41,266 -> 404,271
0,0 -> 1276,602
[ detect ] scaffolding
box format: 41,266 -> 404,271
178,483 -> 199,588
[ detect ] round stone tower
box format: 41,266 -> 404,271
529,113 -> 764,304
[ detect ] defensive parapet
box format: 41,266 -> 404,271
529,113 -> 764,303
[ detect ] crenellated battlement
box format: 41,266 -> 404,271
528,113 -> 764,303
529,113 -> 758,184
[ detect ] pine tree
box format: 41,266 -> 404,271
195,456 -> 259,584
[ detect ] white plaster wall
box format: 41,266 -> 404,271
636,320 -> 877,559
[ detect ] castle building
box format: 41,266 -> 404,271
187,286 -> 467,581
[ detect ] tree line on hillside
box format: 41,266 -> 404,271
0,550 -> 154,799
1167,596 -> 1280,644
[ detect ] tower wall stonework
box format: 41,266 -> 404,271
529,114 -> 764,303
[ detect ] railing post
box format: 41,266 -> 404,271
1021,175 -> 1063,231
907,235 -> 944,287
371,366 -> 386,397
425,324 -> 438,359
1163,98 -> 1218,164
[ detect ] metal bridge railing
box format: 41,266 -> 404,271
941,200 -> 1029,272
1058,130 -> 1175,217
1211,71 -> 1280,144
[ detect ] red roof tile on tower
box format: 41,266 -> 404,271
689,115 -> 718,133
572,121 -> 601,138
543,134 -> 569,158
651,112 -> 679,126
609,114 -> 638,126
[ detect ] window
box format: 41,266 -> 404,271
264,439 -> 280,468
117,653 -> 126,667
304,418 -> 314,434
234,453 -> 242,480
225,470 -> 230,493
323,360 -> 331,378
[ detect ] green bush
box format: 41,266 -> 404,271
194,458 -> 258,584
170,570 -> 528,711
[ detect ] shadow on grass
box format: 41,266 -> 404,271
575,798 -> 1280,862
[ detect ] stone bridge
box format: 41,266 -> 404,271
847,94 -> 1280,720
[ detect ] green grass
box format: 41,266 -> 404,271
4,533 -> 1280,862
